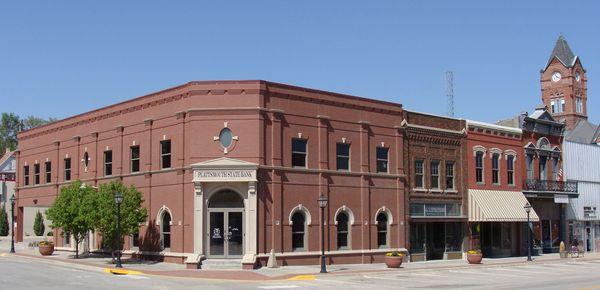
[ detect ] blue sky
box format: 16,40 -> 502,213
1,1 -> 598,124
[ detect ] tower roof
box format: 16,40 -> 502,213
546,35 -> 577,68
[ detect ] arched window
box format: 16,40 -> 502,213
291,212 -> 306,251
161,211 -> 171,250
336,212 -> 349,250
208,190 -> 244,208
537,137 -> 551,150
376,212 -> 389,248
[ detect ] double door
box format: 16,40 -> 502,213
208,209 -> 244,258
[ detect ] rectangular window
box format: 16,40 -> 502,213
576,97 -> 583,113
34,164 -> 40,185
414,160 -> 424,188
445,162 -> 454,190
430,161 -> 440,189
160,140 -> 171,169
539,156 -> 547,180
376,147 -> 389,173
560,98 -> 566,112
492,153 -> 500,184
336,143 -> 350,171
551,100 -> 556,113
526,154 -> 534,180
104,150 -> 113,176
23,165 -> 29,186
552,157 -> 559,181
132,233 -> 139,248
64,158 -> 71,181
507,155 -> 514,185
130,146 -> 140,173
45,161 -> 51,184
475,151 -> 484,183
291,138 -> 307,168
410,203 -> 461,217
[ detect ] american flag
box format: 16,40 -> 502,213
557,167 -> 563,181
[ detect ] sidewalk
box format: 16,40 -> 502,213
3,239 -> 599,282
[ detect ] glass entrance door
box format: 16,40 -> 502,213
209,212 -> 225,256
208,210 -> 244,258
228,212 -> 243,256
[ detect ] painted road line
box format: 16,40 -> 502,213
496,267 -> 548,275
410,272 -> 460,278
117,275 -> 149,280
363,274 -> 433,284
287,275 -> 315,281
258,285 -> 300,289
448,269 -> 525,278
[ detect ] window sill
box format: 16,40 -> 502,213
445,190 -> 458,194
429,189 -> 443,193
413,188 -> 427,192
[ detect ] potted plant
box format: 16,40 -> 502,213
384,251 -> 404,268
466,249 -> 482,264
39,240 -> 55,256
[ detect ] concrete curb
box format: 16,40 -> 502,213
104,268 -> 144,275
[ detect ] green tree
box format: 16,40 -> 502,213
20,115 -> 55,130
33,211 -> 45,236
0,113 -> 21,153
0,205 -> 8,237
93,181 -> 147,252
46,181 -> 97,258
0,113 -> 55,153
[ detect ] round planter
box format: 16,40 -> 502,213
39,244 -> 55,256
467,253 -> 482,264
384,256 -> 403,268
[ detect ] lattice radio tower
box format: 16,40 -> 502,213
446,71 -> 455,117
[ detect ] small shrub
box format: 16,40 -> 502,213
47,231 -> 54,236
0,206 -> 8,236
33,211 -> 45,236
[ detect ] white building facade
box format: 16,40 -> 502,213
564,141 -> 600,252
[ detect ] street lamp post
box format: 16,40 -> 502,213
114,192 -> 124,268
10,195 -> 16,253
317,195 -> 328,274
524,202 -> 532,262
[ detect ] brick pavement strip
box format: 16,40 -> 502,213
9,251 -> 600,282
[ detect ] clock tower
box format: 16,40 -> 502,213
541,35 -> 588,130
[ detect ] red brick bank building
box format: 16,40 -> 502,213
16,81 -> 421,268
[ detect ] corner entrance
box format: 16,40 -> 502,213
207,190 -> 244,258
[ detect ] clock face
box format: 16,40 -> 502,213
575,72 -> 581,82
552,72 -> 562,82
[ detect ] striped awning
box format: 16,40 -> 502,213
469,189 -> 540,222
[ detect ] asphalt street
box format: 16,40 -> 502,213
2,253 -> 600,290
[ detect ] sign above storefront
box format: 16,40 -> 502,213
554,194 -> 569,204
193,169 -> 257,182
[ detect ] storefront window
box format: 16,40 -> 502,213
445,222 -> 463,252
410,223 -> 426,253
410,203 -> 462,217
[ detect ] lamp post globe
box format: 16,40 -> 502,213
10,195 -> 16,253
317,195 -> 328,273
524,202 -> 532,262
114,192 -> 123,268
